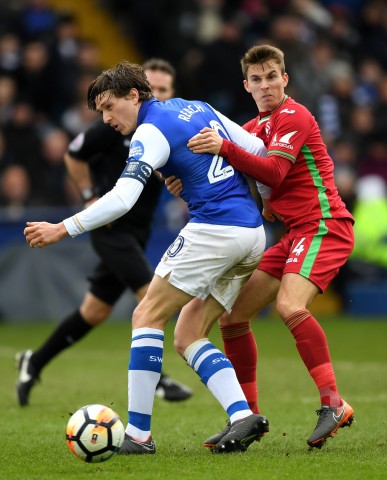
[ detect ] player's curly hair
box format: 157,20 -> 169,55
241,44 -> 286,79
87,60 -> 153,111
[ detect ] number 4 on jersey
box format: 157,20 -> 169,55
292,237 -> 306,256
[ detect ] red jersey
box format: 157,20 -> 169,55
241,96 -> 354,230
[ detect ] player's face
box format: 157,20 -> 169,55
244,62 -> 288,113
95,90 -> 139,135
145,69 -> 174,101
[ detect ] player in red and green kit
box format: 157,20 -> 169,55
186,44 -> 355,449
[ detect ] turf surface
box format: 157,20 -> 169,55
1,315 -> 387,479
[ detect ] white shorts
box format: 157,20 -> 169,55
155,222 -> 266,312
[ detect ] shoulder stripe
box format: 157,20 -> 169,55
268,150 -> 296,162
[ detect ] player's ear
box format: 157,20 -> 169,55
283,73 -> 289,87
243,79 -> 251,93
128,88 -> 140,102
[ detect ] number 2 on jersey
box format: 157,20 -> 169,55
207,120 -> 234,184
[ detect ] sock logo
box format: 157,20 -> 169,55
149,355 -> 163,362
212,356 -> 230,365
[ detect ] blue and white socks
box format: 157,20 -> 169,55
127,331 -> 252,441
184,339 -> 252,424
127,327 -> 164,441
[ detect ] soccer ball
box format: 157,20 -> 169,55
66,404 -> 125,463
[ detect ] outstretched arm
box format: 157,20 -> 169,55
24,123 -> 170,248
24,177 -> 144,248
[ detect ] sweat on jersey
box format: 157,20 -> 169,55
64,98 -> 267,237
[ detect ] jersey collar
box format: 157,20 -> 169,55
258,95 -> 289,124
137,98 -> 158,126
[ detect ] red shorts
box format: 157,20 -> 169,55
258,218 -> 354,292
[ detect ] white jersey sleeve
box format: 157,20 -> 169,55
214,109 -> 267,156
64,123 -> 170,237
214,109 -> 272,200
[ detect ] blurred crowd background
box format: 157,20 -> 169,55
0,0 -> 387,313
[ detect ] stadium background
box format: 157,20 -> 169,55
1,0 -> 387,320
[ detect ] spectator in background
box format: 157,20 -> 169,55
0,130 -> 12,173
354,57 -> 383,107
60,72 -> 99,137
195,15 -> 256,124
39,128 -> 71,205
331,137 -> 358,212
49,13 -> 83,122
357,0 -> 387,69
15,40 -> 54,121
2,100 -> 44,193
0,164 -> 33,219
358,133 -> 387,184
345,105 -> 375,161
350,175 -> 387,280
373,74 -> 387,136
0,33 -> 21,76
19,0 -> 58,43
317,67 -> 355,144
0,75 -> 16,125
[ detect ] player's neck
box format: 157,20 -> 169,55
259,94 -> 287,119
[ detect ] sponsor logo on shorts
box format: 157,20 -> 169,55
167,235 -> 184,257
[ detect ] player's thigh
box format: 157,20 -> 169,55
283,219 -> 354,293
221,269 -> 280,326
132,274 -> 194,330
211,225 -> 266,312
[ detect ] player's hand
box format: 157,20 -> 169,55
187,127 -> 223,154
165,175 -> 183,197
24,221 -> 69,248
262,198 -> 283,223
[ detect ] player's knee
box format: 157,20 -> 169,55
173,337 -> 186,357
81,305 -> 110,325
275,297 -> 294,320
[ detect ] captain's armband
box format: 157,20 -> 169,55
120,160 -> 153,186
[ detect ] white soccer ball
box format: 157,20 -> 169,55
66,404 -> 125,463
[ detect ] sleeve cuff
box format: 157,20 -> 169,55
63,216 -> 86,238
219,138 -> 230,158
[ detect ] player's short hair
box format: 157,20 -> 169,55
241,44 -> 286,78
142,58 -> 176,82
87,60 -> 153,111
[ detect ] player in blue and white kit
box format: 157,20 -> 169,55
24,61 -> 269,454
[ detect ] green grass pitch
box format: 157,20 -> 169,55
1,315 -> 387,480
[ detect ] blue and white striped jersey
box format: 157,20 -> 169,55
123,98 -> 266,228
64,98 -> 267,237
